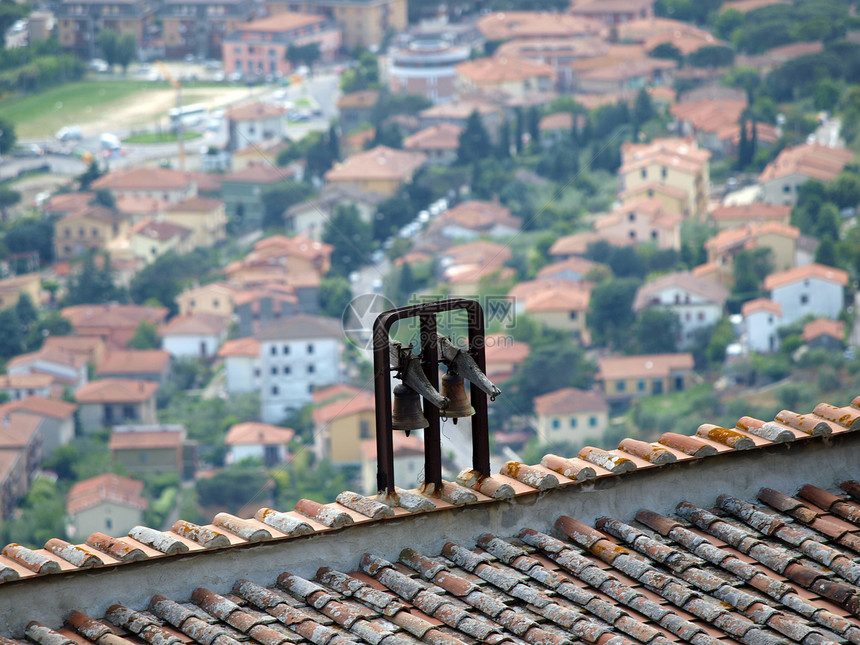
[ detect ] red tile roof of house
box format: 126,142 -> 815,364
42,191 -> 94,214
337,89 -> 379,109
537,256 -> 600,279
420,99 -> 501,120
0,412 -> 41,449
115,194 -> 167,216
477,10 -> 605,40
159,313 -> 229,337
456,56 -> 555,84
42,335 -> 104,359
75,378 -> 159,404
66,473 -> 147,515
711,203 -> 792,224
109,428 -> 184,451
164,196 -> 223,213
58,204 -> 122,226
620,137 -> 711,176
802,318 -> 845,342
217,337 -> 260,358
722,0 -> 788,12
224,163 -> 294,184
0,373 -> 55,389
236,11 -> 325,33
534,387 -> 608,416
61,304 -> 169,332
759,143 -> 854,184
594,197 -> 682,233
403,123 -> 462,151
633,271 -> 730,311
252,234 -> 334,262
597,352 -> 694,380
312,389 -> 375,426
617,17 -> 722,55
764,262 -> 849,291
741,297 -> 782,317
97,350 -> 170,376
225,422 -> 295,446
509,279 -> 592,313
570,0 -> 654,14
325,146 -> 427,182
705,221 -> 800,255
436,200 -> 521,233
312,383 -> 364,405
6,346 -> 88,371
549,230 -> 634,256
226,102 -> 285,122
0,395 -> 77,419
538,112 -> 573,131
670,99 -> 747,135
91,167 -> 195,191
442,239 -> 512,267
130,218 -> 192,242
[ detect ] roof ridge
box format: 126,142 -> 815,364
2,393 -> 859,587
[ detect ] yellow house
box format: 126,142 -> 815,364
176,282 -> 237,317
705,222 -> 800,272
312,390 -> 375,465
324,146 -> 426,197
266,0 -> 406,48
54,205 -> 131,261
709,203 -> 792,231
454,56 -> 555,101
163,197 -> 228,248
619,182 -> 689,219
0,273 -> 41,310
619,138 -> 711,220
596,353 -> 694,402
508,280 -> 591,341
129,218 -> 194,264
533,387 -> 609,445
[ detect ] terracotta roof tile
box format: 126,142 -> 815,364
74,378 -> 159,403
456,56 -> 555,84
801,318 -> 845,342
97,349 -> 170,376
235,11 -> 325,33
534,387 -> 608,416
597,353 -> 694,381
216,337 -> 260,358
741,298 -> 781,317
325,146 -> 427,183
66,474 -> 147,515
763,263 -> 849,291
91,167 -> 195,192
224,422 -> 294,446
759,143 -> 853,184
0,395 -> 77,419
159,312 -> 229,336
109,427 -> 184,450
403,123 -> 462,151
225,102 -> 285,122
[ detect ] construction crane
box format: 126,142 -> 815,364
154,60 -> 186,170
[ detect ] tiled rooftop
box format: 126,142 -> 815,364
2,394 -> 860,639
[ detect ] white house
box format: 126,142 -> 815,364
360,433 -> 425,496
6,347 -> 89,390
66,473 -> 147,539
217,337 -> 261,395
764,263 -> 848,326
226,103 -> 286,152
159,313 -> 230,359
741,298 -> 782,354
0,396 -> 77,457
224,421 -> 294,467
533,387 -> 609,446
259,315 -> 344,424
632,271 -> 730,348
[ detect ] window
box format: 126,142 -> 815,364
628,212 -> 635,222
783,184 -> 791,193
653,380 -> 663,395
253,368 -> 261,377
270,346 -> 277,355
122,405 -> 136,419
570,418 -> 577,428
552,419 -> 560,429
307,365 -> 315,374
213,299 -> 219,308
616,381 -> 626,392
641,169 -> 647,179
92,228 -> 99,237
697,312 -> 704,321
105,518 -> 112,530
800,294 -> 809,305
283,345 -> 290,354
283,366 -> 291,374
569,311 -> 577,320
589,416 -> 597,427
307,343 -> 314,354
661,167 -> 667,179
271,366 -> 278,375
637,379 -> 646,392
272,385 -> 279,395
651,231 -> 658,240
360,420 -> 371,438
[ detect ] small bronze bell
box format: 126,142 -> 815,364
392,383 -> 428,436
440,371 -> 475,424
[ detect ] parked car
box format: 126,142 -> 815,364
56,125 -> 83,142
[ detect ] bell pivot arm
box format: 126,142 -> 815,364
436,334 -> 501,400
390,341 -> 449,410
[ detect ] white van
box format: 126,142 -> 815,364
56,126 -> 83,142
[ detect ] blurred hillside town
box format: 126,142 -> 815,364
0,0 -> 859,545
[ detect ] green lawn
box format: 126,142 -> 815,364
124,131 -> 203,144
0,81 -> 154,138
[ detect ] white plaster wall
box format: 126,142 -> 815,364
224,356 -> 260,394
771,278 -> 844,326
163,334 -> 221,359
745,310 -> 781,353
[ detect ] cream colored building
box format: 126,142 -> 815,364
508,280 -> 591,341
54,205 -> 131,261
129,218 -> 194,264
324,146 -> 426,197
163,197 -> 228,248
455,56 -> 555,100
266,0 -> 406,48
534,387 -> 609,445
619,138 -> 711,220
66,473 -> 147,539
313,390 -> 375,465
596,353 -> 694,402
0,273 -> 41,310
176,282 -> 237,317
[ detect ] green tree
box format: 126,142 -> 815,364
497,118 -> 511,158
635,308 -> 681,354
0,308 -> 23,359
340,47 -> 379,93
0,188 -> 20,220
319,276 -> 353,318
732,247 -> 772,301
0,116 -> 16,155
25,310 -> 72,351
129,250 -> 215,314
527,106 -> 540,147
815,235 -> 838,267
457,110 -> 492,165
827,173 -> 860,209
715,8 -> 744,39
370,122 -> 403,149
116,33 -> 136,73
705,316 -> 734,366
633,88 -> 655,127
515,107 -> 524,154
815,202 -> 841,240
14,293 -> 37,329
286,42 -> 321,69
261,180 -> 313,230
272,451 -> 348,509
322,204 -> 373,277
305,131 -> 338,178
814,78 -> 840,111
128,320 -> 161,349
649,42 -> 683,62
588,278 -> 641,349
687,45 -> 735,68
373,194 -> 412,241
64,251 -> 122,306
196,461 -> 268,513
77,160 -> 103,190
0,477 -> 66,549
97,29 -> 119,68
4,216 -> 54,263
